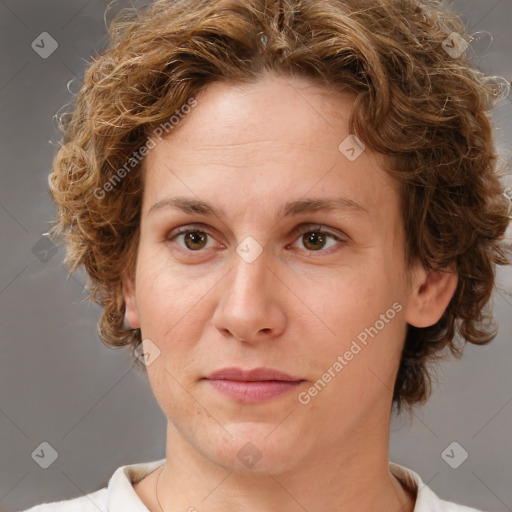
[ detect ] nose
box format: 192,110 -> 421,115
211,249 -> 287,343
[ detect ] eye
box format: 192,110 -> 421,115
167,223 -> 346,255
168,225 -> 219,252
289,224 -> 345,253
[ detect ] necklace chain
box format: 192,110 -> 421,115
155,465 -> 165,512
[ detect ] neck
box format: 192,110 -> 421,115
154,420 -> 415,512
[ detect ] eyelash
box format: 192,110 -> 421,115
167,223 -> 346,255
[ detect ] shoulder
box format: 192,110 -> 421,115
15,488 -> 108,512
16,458 -> 165,512
389,462 -> 490,512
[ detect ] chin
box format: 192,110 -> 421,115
204,422 -> 304,475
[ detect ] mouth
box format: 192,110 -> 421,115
202,367 -> 305,403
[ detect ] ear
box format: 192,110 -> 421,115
121,270 -> 141,329
404,262 -> 458,328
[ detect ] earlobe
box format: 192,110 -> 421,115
121,271 -> 141,329
404,263 -> 459,328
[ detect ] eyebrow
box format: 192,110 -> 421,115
148,196 -> 369,219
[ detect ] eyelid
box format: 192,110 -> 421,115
168,223 -> 224,246
168,222 -> 344,239
292,223 -> 344,239
167,222 -> 348,252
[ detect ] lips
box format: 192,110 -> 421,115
203,367 -> 305,403
204,366 -> 302,382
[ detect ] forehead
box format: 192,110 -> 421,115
155,74 -> 357,151
141,73 -> 399,222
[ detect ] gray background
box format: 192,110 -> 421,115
1,1 -> 511,511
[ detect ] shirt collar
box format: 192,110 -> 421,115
107,458 -> 447,511
389,461 -> 454,511
107,457 -> 165,511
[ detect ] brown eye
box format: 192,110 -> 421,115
168,227 -> 217,252
291,224 -> 345,253
301,231 -> 329,251
182,230 -> 209,250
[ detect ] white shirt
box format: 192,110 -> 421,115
18,458 -> 486,512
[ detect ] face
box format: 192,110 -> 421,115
123,73 -> 451,474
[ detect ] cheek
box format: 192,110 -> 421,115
134,244 -> 217,368
320,264 -> 402,342
137,275 -> 203,347
144,354 -> 202,431
135,242 -> 194,327
308,259 -> 406,398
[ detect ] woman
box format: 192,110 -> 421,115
20,0 -> 510,510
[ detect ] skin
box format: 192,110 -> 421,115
123,72 -> 458,512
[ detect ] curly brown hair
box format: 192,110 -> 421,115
49,0 -> 511,413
